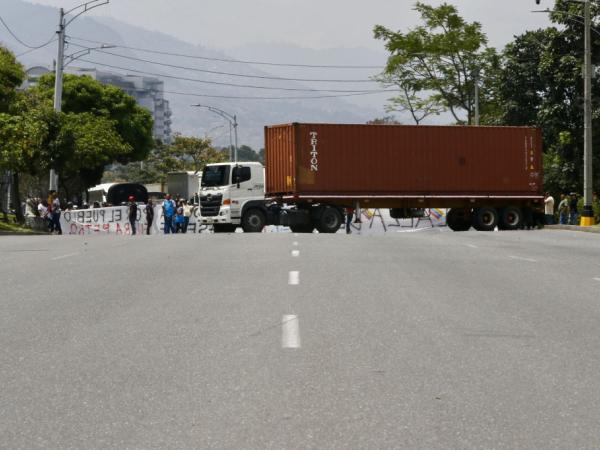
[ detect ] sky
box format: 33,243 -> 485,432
28,0 -> 556,52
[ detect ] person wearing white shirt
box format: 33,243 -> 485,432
544,193 -> 555,225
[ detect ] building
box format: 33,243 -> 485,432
23,66 -> 173,144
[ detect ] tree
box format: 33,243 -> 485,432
496,0 -> 600,194
0,112 -> 50,222
169,134 -> 227,174
0,46 -> 24,113
367,116 -> 402,125
374,2 -> 499,125
235,145 -> 263,163
33,73 -> 154,163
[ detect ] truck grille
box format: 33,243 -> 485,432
200,193 -> 222,216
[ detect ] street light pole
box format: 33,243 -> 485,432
49,7 -> 65,192
582,0 -> 595,225
48,0 -> 109,193
191,104 -> 239,163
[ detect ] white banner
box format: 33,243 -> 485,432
59,205 -> 207,235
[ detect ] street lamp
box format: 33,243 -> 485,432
534,0 -> 595,226
63,44 -> 116,67
49,0 -> 109,193
191,104 -> 239,163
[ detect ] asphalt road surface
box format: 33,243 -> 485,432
2,228 -> 600,449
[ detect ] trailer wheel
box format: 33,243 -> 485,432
447,208 -> 472,231
499,206 -> 522,230
473,207 -> 499,231
289,224 -> 314,233
242,208 -> 266,233
316,206 -> 342,233
213,224 -> 237,233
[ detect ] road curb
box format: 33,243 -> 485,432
545,225 -> 600,234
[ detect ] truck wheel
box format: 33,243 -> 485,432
473,207 -> 499,231
499,206 -> 522,230
213,224 -> 237,233
316,206 -> 342,233
289,224 -> 314,233
447,208 -> 471,231
242,208 -> 266,233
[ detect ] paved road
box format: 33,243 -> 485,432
1,229 -> 600,449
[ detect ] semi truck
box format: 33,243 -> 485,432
198,123 -> 544,233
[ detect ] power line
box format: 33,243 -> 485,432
67,42 -> 379,83
163,89 -> 395,100
16,39 -> 57,57
0,15 -> 55,49
77,58 -> 390,93
68,35 -> 385,70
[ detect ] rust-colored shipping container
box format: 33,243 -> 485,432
265,123 -> 543,208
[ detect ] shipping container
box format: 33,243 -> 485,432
265,123 -> 543,209
198,123 -> 544,233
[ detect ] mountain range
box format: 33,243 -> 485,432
1,0 -> 391,148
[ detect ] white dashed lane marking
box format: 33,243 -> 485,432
291,250 -> 299,257
465,244 -> 478,249
288,271 -> 300,285
293,241 -> 298,246
281,315 -> 301,349
508,255 -> 537,263
593,278 -> 600,282
51,252 -> 79,261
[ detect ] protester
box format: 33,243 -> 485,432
127,195 -> 138,235
50,191 -> 62,235
145,199 -> 154,235
182,200 -> 193,233
175,201 -> 185,233
37,199 -> 51,231
544,192 -> 555,225
569,192 -> 579,225
345,207 -> 354,234
162,194 -> 176,234
558,193 -> 569,225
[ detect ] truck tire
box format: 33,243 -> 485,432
213,224 -> 237,233
316,206 -> 342,233
472,207 -> 499,231
242,208 -> 266,233
289,224 -> 314,233
499,206 -> 522,230
447,208 -> 472,231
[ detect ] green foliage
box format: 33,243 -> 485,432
235,145 -> 263,163
169,134 -> 227,173
33,73 -> 154,162
0,46 -> 25,112
496,1 -> 600,194
374,2 -> 498,124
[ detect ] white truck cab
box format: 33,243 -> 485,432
198,162 -> 266,232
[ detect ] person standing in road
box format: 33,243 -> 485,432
558,193 -> 569,225
544,192 -> 555,225
162,194 -> 176,234
182,200 -> 192,233
174,201 -> 185,233
50,191 -> 62,235
345,207 -> 354,234
145,199 -> 154,235
569,192 -> 579,225
128,195 -> 138,235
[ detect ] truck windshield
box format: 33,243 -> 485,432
201,165 -> 230,187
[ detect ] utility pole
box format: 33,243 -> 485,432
49,8 -> 65,192
534,0 -> 594,225
582,0 -> 595,226
47,1 -> 109,194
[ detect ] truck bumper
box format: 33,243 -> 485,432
199,206 -> 237,225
